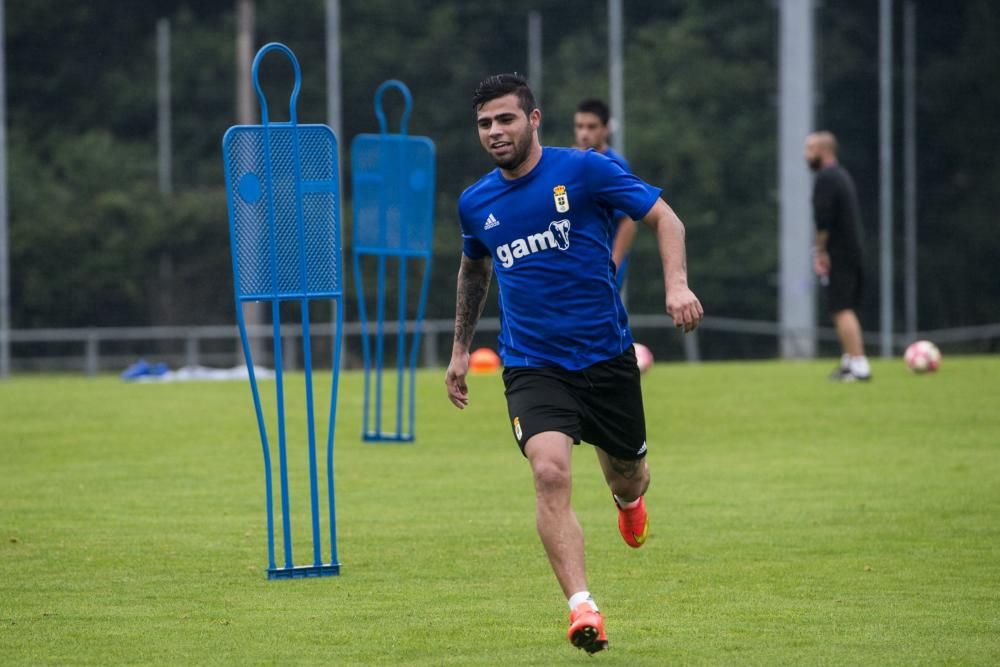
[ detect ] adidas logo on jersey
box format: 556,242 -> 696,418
484,213 -> 500,230
495,219 -> 571,268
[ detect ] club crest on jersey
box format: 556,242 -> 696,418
553,185 -> 570,213
513,416 -> 523,441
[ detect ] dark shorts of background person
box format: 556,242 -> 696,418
502,347 -> 647,461
827,262 -> 864,313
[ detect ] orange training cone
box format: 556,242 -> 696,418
469,347 -> 501,374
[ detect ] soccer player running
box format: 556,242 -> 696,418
445,73 -> 703,653
804,131 -> 871,382
573,98 -> 637,290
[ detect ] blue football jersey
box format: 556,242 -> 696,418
602,146 -> 630,172
600,147 -> 633,289
600,147 -> 631,224
458,146 -> 661,370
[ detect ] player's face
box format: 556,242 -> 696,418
804,136 -> 823,172
574,112 -> 608,151
476,94 -> 538,171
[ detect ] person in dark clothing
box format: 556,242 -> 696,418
805,131 -> 871,382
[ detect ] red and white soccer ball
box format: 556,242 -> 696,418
634,342 -> 654,374
904,340 -> 941,373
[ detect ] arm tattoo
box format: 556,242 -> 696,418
453,255 -> 493,349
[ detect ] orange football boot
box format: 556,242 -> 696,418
615,495 -> 649,548
567,602 -> 608,653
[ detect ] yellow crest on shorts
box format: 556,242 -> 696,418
553,185 -> 570,213
513,416 -> 523,441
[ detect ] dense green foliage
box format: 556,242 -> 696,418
6,1 -> 999,353
2,358 -> 999,663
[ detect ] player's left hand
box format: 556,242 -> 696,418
666,287 -> 703,333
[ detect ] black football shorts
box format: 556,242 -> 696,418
827,262 -> 864,313
501,347 -> 647,461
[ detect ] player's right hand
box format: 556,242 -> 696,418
813,250 -> 831,277
445,353 -> 471,409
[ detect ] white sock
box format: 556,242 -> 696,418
568,591 -> 598,611
614,494 -> 640,509
849,356 -> 870,376
840,353 -> 851,370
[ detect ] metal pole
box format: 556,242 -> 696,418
325,0 -> 342,142
528,11 -> 542,108
326,0 -> 345,372
879,0 -> 894,358
236,0 -> 262,365
608,0 -> 625,155
156,19 -> 172,196
903,0 -> 917,340
608,0 -> 628,306
0,0 -> 9,378
236,0 -> 255,127
778,0 -> 816,358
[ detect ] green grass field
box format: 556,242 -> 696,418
2,356 -> 999,665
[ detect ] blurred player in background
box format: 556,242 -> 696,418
573,98 -> 637,291
445,73 -> 702,653
805,131 -> 871,382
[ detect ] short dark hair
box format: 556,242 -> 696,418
472,73 -> 536,116
576,98 -> 610,126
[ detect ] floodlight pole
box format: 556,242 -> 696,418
0,0 -> 9,379
608,0 -> 629,308
528,12 -> 542,110
879,0 -> 894,358
156,18 -> 175,324
326,0 -> 342,144
778,0 -> 816,358
236,0 -> 255,127
236,0 -> 263,365
608,0 -> 624,156
326,0 -> 345,370
157,19 -> 172,196
903,0 -> 917,340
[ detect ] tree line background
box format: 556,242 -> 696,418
7,0 -> 999,362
